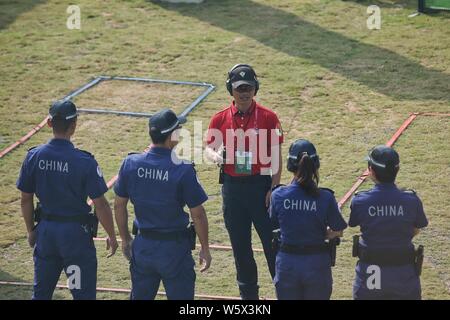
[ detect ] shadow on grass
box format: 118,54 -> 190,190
0,269 -> 63,300
153,0 -> 450,101
0,0 -> 47,30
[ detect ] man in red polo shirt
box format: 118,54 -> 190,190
205,64 -> 283,300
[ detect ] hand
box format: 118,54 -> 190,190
27,230 -> 37,248
199,248 -> 212,273
122,239 -> 133,261
326,229 -> 342,240
106,236 -> 119,258
265,190 -> 272,208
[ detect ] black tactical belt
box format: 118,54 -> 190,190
223,173 -> 271,184
137,228 -> 190,241
279,243 -> 330,255
40,212 -> 90,224
358,246 -> 416,266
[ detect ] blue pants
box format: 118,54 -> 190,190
130,234 -> 196,300
222,175 -> 275,300
33,221 -> 97,300
353,261 -> 421,300
274,252 -> 332,300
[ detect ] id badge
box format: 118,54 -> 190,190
235,151 -> 252,175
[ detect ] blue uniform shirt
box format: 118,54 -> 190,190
16,138 -> 108,216
114,147 -> 208,232
349,183 -> 428,249
270,182 -> 347,246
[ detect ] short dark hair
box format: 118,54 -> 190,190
149,127 -> 171,144
370,164 -> 399,183
51,117 -> 76,134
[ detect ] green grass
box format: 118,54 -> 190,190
0,0 -> 449,299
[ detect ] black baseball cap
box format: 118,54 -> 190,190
230,65 -> 257,89
49,100 -> 78,120
366,145 -> 400,170
288,139 -> 320,168
149,109 -> 186,135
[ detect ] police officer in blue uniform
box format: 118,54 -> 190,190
16,100 -> 118,300
114,108 -> 212,300
270,139 -> 347,300
349,145 -> 428,300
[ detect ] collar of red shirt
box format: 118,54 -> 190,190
230,100 -> 256,116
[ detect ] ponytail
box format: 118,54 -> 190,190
294,153 -> 320,197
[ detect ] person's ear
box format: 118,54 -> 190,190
47,118 -> 53,128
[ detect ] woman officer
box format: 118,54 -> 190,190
269,139 -> 347,300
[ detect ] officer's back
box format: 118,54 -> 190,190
114,109 -> 211,300
16,100 -> 118,300
349,145 -> 428,300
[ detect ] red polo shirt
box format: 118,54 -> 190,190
206,100 -> 284,176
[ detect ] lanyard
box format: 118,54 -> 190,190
230,104 -> 258,131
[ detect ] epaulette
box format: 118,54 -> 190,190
271,184 -> 285,192
354,190 -> 370,196
191,161 -> 197,174
28,146 -> 38,151
128,152 -> 139,156
78,149 -> 93,157
319,187 -> 335,194
401,188 -> 417,195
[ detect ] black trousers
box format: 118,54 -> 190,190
222,174 -> 276,300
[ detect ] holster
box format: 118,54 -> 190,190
415,245 -> 424,277
132,220 -> 138,236
352,234 -> 360,258
33,202 -> 43,224
87,211 -> 99,238
328,237 -> 341,267
218,149 -> 226,185
272,229 -> 281,252
188,222 -> 196,251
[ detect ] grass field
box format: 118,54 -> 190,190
0,0 -> 449,300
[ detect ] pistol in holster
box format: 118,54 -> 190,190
188,222 -> 196,251
219,149 -> 226,185
132,220 -> 138,236
352,234 -> 360,258
87,210 -> 99,238
33,202 -> 43,225
328,237 -> 341,267
415,245 -> 424,277
272,229 -> 281,252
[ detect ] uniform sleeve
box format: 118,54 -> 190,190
348,197 -> 360,227
16,152 -> 35,193
267,112 -> 284,145
113,158 -> 129,198
181,165 -> 208,208
86,159 -> 108,199
326,194 -> 347,231
414,196 -> 428,228
269,191 -> 279,221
